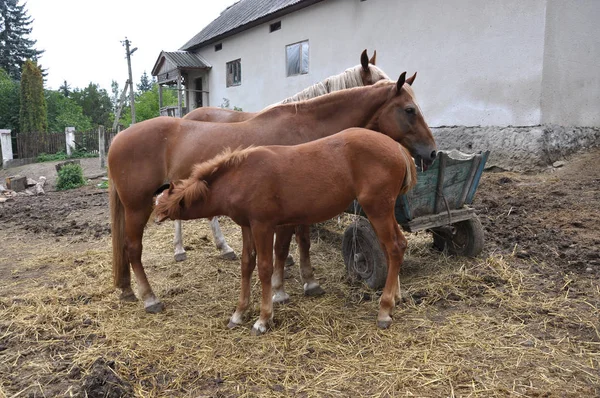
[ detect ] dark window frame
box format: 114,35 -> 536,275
286,40 -> 309,77
215,43 -> 222,51
270,21 -> 281,32
226,59 -> 242,87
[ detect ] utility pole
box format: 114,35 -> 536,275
122,37 -> 137,124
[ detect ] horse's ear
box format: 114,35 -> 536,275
168,182 -> 176,194
406,72 -> 417,86
369,50 -> 377,65
360,49 -> 369,71
396,72 -> 407,94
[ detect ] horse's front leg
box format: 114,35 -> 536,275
209,217 -> 238,260
229,226 -> 255,328
126,205 -> 164,313
295,224 -> 325,297
250,224 -> 276,336
173,220 -> 186,262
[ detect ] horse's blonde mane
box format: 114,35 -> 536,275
278,64 -> 390,105
155,146 -> 260,220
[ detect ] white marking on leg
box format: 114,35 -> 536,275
173,220 -> 186,261
210,217 -> 236,257
143,295 -> 161,309
272,290 -> 290,304
230,310 -> 244,326
303,281 -> 320,293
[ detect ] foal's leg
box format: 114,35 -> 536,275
173,220 -> 187,262
125,205 -> 164,313
251,224 -> 276,335
229,226 -> 256,328
296,224 -> 325,297
272,226 -> 294,304
366,214 -> 407,329
209,217 -> 238,260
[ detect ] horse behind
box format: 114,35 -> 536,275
155,128 -> 417,334
109,73 -> 436,314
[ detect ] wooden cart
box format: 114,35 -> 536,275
342,150 -> 490,289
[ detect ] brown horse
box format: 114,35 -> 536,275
169,50 -> 386,265
108,73 -> 436,313
154,128 -> 417,334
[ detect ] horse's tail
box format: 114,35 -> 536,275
398,144 -> 417,195
109,176 -> 128,288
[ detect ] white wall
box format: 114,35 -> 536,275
194,0 -> 598,127
541,0 -> 600,126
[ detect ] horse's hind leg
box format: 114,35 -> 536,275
125,206 -> 164,313
272,226 -> 294,304
210,217 -> 238,260
296,225 -> 325,297
362,210 -> 407,329
229,226 -> 255,328
173,220 -> 187,262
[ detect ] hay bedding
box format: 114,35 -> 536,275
1,150 -> 599,397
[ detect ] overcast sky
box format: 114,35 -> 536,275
25,0 -> 238,92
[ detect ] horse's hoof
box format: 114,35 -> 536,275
304,285 -> 326,297
174,252 -> 187,262
285,255 -> 295,266
250,325 -> 267,336
227,320 -> 240,329
119,292 -> 138,302
221,251 -> 238,261
145,302 -> 165,313
273,291 -> 290,304
376,319 -> 392,329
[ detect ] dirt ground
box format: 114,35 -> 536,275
0,148 -> 598,397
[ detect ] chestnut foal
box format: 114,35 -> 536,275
155,128 -> 417,334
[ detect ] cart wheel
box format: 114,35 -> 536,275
431,216 -> 484,257
342,216 -> 387,290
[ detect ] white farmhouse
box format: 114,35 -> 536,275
152,0 -> 599,128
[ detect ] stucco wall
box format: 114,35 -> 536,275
540,0 -> 600,126
193,0 -> 556,126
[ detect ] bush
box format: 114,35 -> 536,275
56,163 -> 86,190
36,149 -> 98,163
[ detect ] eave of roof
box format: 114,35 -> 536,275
180,0 -> 324,52
151,51 -> 212,76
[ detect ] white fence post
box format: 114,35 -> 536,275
98,125 -> 106,168
0,129 -> 13,167
65,127 -> 75,156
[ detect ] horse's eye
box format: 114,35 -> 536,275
405,107 -> 415,114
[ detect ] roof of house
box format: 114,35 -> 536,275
151,51 -> 212,76
180,0 -> 324,51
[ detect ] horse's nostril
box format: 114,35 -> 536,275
430,151 -> 437,160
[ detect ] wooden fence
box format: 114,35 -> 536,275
13,127 -> 117,159
15,132 -> 65,159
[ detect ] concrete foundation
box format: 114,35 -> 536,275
432,125 -> 600,172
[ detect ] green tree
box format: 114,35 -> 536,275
137,71 -> 153,93
71,83 -> 113,127
58,80 -> 71,97
120,83 -> 176,126
0,67 -> 20,133
19,59 -> 46,132
0,0 -> 43,80
110,80 -> 121,110
46,90 -> 93,132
